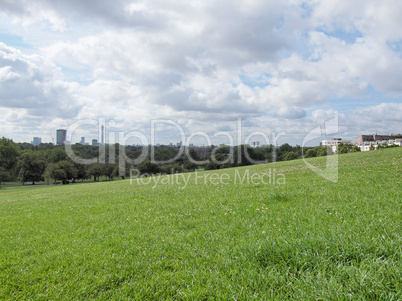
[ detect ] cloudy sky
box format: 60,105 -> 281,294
0,0 -> 401,146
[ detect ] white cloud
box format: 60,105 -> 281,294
275,106 -> 306,119
0,0 -> 401,144
0,43 -> 81,119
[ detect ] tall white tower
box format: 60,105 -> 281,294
101,125 -> 104,144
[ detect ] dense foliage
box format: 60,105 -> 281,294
0,136 -> 368,185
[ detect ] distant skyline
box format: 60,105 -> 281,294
1,0 -> 401,145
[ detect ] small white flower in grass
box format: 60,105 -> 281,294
262,231 -> 266,234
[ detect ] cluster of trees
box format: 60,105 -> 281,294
0,136 -> 366,185
303,142 -> 361,158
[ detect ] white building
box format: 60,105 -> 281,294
356,141 -> 378,151
355,139 -> 402,151
321,138 -> 351,153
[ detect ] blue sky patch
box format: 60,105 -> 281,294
319,29 -> 363,44
239,74 -> 271,88
0,33 -> 32,50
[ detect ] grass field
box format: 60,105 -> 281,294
0,176 -> 119,189
0,148 -> 401,300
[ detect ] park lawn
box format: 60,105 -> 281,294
1,176 -> 123,189
0,148 -> 401,300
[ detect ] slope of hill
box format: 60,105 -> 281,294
0,148 -> 401,299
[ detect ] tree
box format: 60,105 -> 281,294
49,148 -> 68,163
305,149 -> 317,158
187,149 -> 199,161
233,145 -> 258,166
56,161 -> 78,180
73,162 -> 87,180
137,160 -> 160,175
279,143 -> 293,153
0,137 -> 20,172
0,167 -> 11,185
17,142 -> 34,151
338,143 -> 355,154
350,146 -> 361,152
113,165 -> 131,179
103,164 -> 116,180
87,164 -> 104,182
317,147 -> 328,157
17,152 -> 46,184
204,161 -> 218,170
161,163 -> 183,174
338,145 -> 348,154
183,159 -> 198,171
44,163 -> 66,184
284,151 -> 297,161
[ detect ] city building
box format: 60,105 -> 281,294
92,139 -> 98,146
321,138 -> 350,153
32,137 -> 41,146
355,138 -> 402,151
80,137 -> 85,145
56,129 -> 67,145
101,125 -> 104,145
354,134 -> 402,151
355,134 -> 402,144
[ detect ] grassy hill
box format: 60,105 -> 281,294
0,148 -> 401,300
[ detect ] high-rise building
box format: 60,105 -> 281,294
56,129 -> 67,145
80,137 -> 85,145
92,139 -> 98,146
32,137 -> 41,146
101,125 -> 104,145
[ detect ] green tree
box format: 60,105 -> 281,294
187,149 -> 199,161
17,142 -> 34,151
338,143 -> 355,154
44,163 -> 66,184
0,167 -> 11,185
113,165 -> 131,179
57,161 -> 78,181
87,164 -> 104,182
17,152 -> 46,184
284,151 -> 297,161
305,149 -> 317,158
183,159 -> 198,171
49,148 -> 68,163
73,162 -> 87,180
0,137 -> 20,172
317,147 -> 328,157
204,161 -> 218,170
103,164 -> 116,180
233,145 -> 258,166
137,160 -> 160,175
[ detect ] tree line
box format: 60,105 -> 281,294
0,137 -> 360,185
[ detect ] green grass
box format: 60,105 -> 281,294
0,148 -> 401,300
1,176 -> 121,189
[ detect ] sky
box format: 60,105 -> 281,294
0,0 -> 401,146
